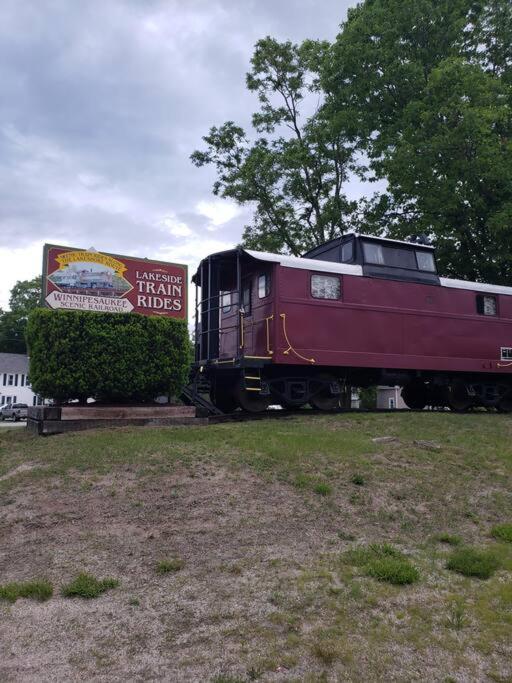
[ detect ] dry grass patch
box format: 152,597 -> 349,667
156,558 -> 185,574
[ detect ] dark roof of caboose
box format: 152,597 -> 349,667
193,243 -> 512,296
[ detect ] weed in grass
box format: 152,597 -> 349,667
128,597 -> 140,606
311,630 -> 348,665
313,482 -> 332,496
337,531 -> 356,542
156,558 -> 184,574
342,543 -> 419,585
0,579 -> 53,603
366,556 -> 419,585
293,473 -> 310,490
61,573 -> 119,599
446,547 -> 500,579
446,598 -> 466,630
351,474 -> 366,486
434,533 -> 462,546
269,591 -> 285,607
246,665 -> 263,680
491,523 -> 512,543
342,543 -> 402,566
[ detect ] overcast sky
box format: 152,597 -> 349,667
0,0 -> 356,310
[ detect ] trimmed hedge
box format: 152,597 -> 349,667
26,308 -> 190,403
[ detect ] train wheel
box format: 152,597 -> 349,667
447,382 -> 472,412
210,381 -> 237,414
497,391 -> 512,414
401,380 -> 428,410
309,374 -> 341,411
235,380 -> 270,413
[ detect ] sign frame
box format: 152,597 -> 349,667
42,243 -> 188,319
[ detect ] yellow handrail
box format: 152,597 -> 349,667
497,362 -> 512,368
239,310 -> 245,349
280,313 -> 315,364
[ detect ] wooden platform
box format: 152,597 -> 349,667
27,405 -> 206,435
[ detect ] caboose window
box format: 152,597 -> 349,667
476,294 -> 497,316
311,274 -> 341,300
242,283 -> 251,315
501,348 -> 512,360
341,241 -> 353,262
220,291 -> 231,314
416,250 -> 435,272
258,274 -> 270,298
363,243 -> 384,265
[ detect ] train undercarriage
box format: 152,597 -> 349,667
186,363 -> 512,414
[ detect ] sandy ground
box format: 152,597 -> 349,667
1,465 -> 346,682
0,425 -> 511,682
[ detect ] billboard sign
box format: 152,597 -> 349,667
43,244 -> 187,319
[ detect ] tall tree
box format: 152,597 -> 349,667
326,0 -> 512,283
191,37 -> 360,255
0,276 -> 42,354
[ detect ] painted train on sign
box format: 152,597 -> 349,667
191,233 -> 512,413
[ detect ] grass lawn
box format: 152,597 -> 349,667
0,413 -> 511,681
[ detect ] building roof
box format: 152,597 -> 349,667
0,353 -> 29,374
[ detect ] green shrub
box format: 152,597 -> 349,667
491,523 -> 512,543
0,579 -> 53,603
342,543 -> 402,566
313,482 -> 332,496
61,573 -> 119,599
156,558 -> 184,574
342,543 -> 419,585
434,533 -> 462,546
26,308 -> 190,402
351,474 -> 366,486
446,547 -> 500,579
366,556 -> 419,585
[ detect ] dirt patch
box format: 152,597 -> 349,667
0,466 -> 345,681
0,462 -> 46,483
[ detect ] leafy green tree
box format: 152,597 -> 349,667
0,276 -> 42,353
326,0 -> 512,283
192,37 -> 360,255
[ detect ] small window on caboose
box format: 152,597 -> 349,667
341,241 -> 353,263
501,347 -> 512,361
416,250 -> 435,272
258,274 -> 270,298
220,291 -> 232,314
476,294 -> 497,316
311,274 -> 341,300
242,283 -> 251,315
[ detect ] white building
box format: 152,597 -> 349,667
376,385 -> 407,410
0,353 -> 45,406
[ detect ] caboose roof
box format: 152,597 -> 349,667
245,250 -> 363,276
194,246 -> 512,296
247,250 -> 512,295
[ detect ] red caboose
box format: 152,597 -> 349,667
192,234 -> 512,412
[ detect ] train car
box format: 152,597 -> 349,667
192,233 -> 512,413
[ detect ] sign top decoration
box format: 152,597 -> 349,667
43,244 -> 187,319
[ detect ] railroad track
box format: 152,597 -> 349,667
205,406 -> 492,423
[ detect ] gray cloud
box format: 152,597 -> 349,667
0,0 -> 354,306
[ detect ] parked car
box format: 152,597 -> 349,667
0,403 -> 28,421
